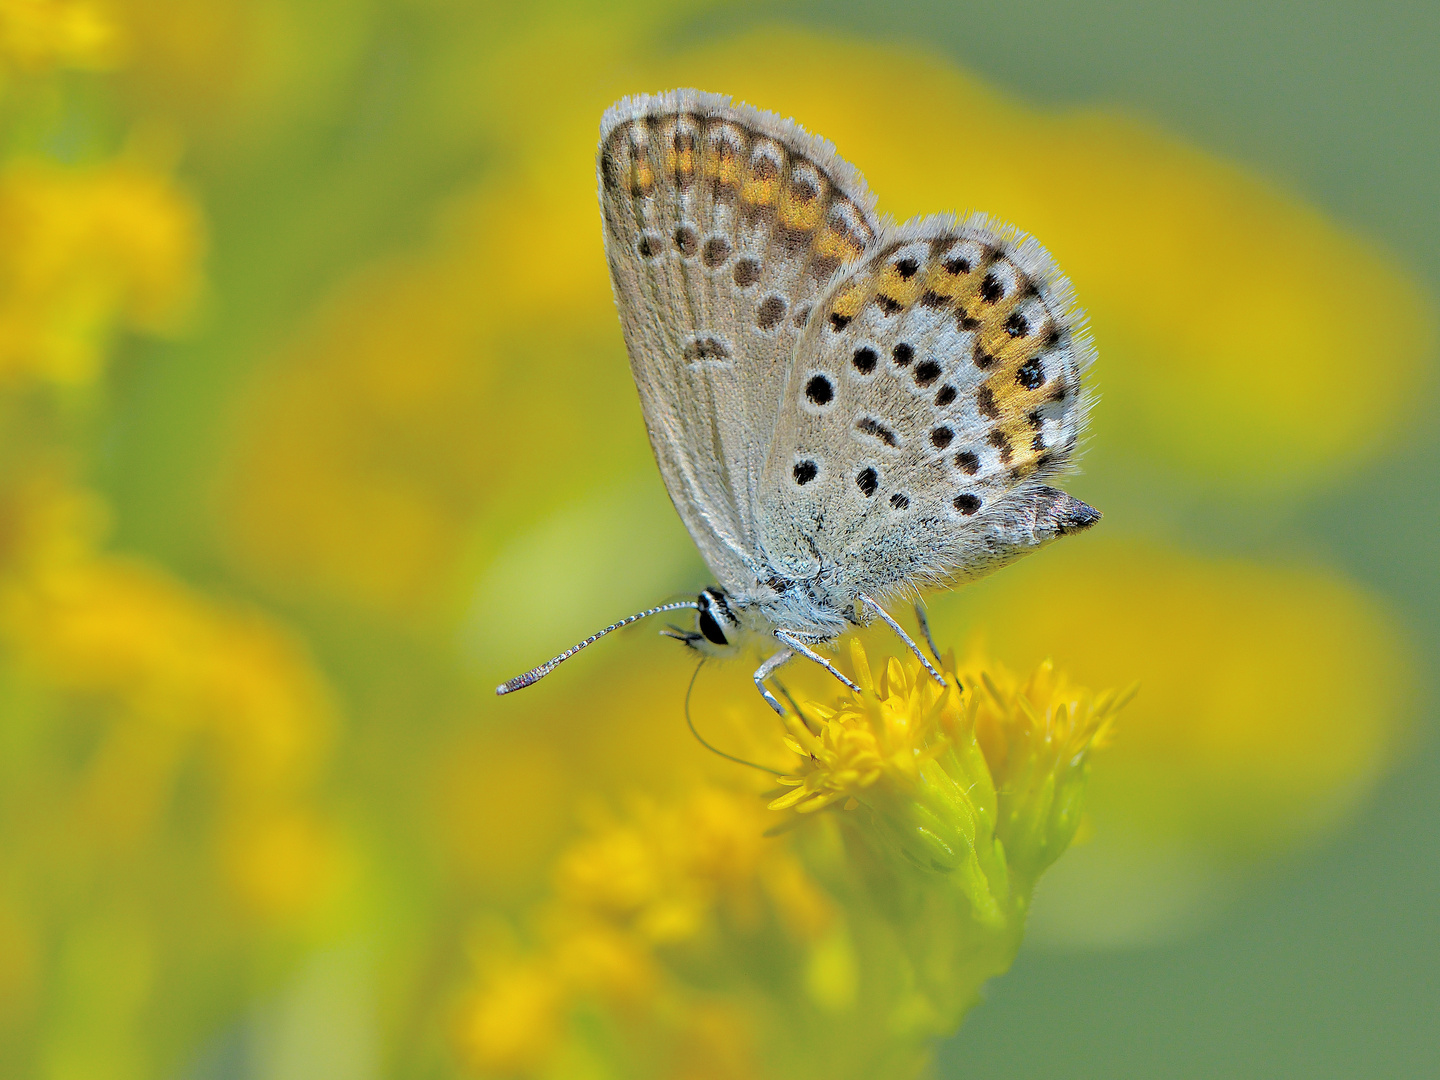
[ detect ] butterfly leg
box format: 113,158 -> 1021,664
775,631 -> 863,695
753,648 -> 795,715
860,594 -> 947,687
913,601 -> 943,667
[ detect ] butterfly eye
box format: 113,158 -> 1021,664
698,607 -> 729,645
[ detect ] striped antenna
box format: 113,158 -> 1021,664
495,600 -> 699,696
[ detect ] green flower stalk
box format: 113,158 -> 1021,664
457,642 -> 1131,1080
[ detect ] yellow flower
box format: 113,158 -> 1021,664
0,159 -> 203,385
456,959 -> 565,1077
456,786 -> 797,1079
454,644 -> 1126,1079
772,642 -> 1127,931
770,644 -> 952,816
773,644 -> 1125,883
0,469 -> 342,910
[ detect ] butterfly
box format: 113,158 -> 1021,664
498,89 -> 1098,712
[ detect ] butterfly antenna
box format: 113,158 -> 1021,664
496,600 -> 699,696
684,661 -> 782,776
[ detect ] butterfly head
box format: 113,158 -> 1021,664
662,586 -> 755,658
694,585 -> 745,654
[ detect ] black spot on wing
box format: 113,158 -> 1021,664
805,374 -> 834,405
734,257 -> 761,286
856,416 -> 899,447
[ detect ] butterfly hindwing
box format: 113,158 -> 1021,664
756,214 -> 1096,596
598,90 -> 880,592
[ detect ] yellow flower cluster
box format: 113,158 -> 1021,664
778,645 -> 1120,807
0,9 -> 345,1074
458,786 -> 838,1078
0,411 -> 344,1075
456,645 -> 1127,1080
0,477 -> 342,912
776,645 -> 1127,887
0,160 -> 202,385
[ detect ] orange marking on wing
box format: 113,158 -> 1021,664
742,177 -> 778,206
816,226 -> 864,260
831,282 -> 867,318
778,190 -> 823,231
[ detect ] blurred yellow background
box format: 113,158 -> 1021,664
1,1 -> 1436,1078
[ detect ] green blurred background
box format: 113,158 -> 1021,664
1,1 -> 1436,1078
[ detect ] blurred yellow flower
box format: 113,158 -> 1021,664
0,475 -> 347,1075
456,785 -> 794,1079
0,159 -> 202,385
0,472 -> 341,909
0,5 -> 354,1060
0,0 -> 122,72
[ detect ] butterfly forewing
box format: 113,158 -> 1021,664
756,214 -> 1096,595
598,90 -> 880,592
